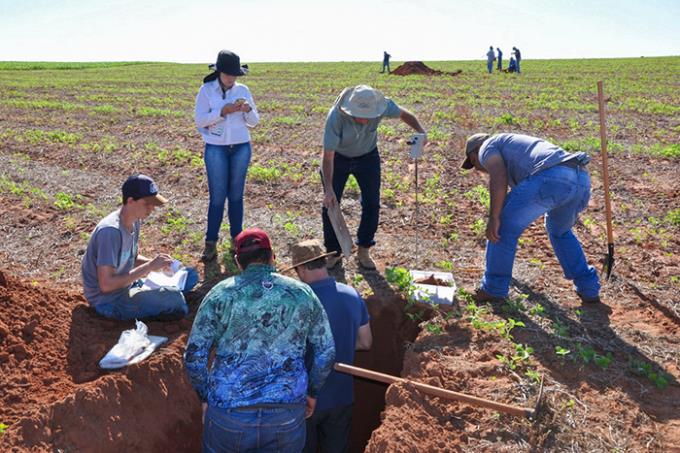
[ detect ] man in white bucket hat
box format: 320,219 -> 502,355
321,85 -> 426,269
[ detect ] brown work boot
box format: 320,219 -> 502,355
357,246 -> 377,270
473,288 -> 505,304
201,241 -> 217,262
326,253 -> 343,269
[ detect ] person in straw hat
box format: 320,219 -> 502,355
288,239 -> 372,453
322,85 -> 427,270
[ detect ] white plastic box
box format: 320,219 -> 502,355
409,270 -> 457,305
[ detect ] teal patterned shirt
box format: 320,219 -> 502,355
184,264 -> 335,408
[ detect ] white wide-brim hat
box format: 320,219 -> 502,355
339,85 -> 388,119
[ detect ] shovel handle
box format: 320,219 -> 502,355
597,81 -> 615,246
334,362 -> 535,418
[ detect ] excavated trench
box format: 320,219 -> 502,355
0,271 -> 426,452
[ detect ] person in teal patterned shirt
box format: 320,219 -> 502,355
184,228 -> 336,452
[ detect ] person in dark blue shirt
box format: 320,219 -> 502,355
496,47 -> 503,71
512,46 -> 522,73
289,239 -> 373,453
381,51 -> 391,73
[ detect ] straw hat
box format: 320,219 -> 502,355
339,85 -> 388,119
287,239 -> 338,270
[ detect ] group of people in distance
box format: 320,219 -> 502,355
487,46 -> 521,73
80,48 -> 602,452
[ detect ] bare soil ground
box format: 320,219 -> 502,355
1,59 -> 679,452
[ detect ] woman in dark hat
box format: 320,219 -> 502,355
195,50 -> 260,262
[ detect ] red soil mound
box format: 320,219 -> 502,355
391,61 -> 462,76
0,270 -> 202,452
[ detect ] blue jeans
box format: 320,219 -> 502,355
203,405 -> 306,453
204,142 -> 252,242
497,59 -> 502,71
487,61 -> 493,73
322,148 -> 381,253
480,165 -> 600,299
516,59 -> 521,73
94,267 -> 198,321
304,404 -> 352,453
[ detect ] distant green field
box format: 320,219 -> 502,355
0,57 -> 677,158
0,61 -> 150,70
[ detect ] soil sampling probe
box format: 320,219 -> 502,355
408,133 -> 425,267
597,81 -> 615,280
335,363 -> 544,418
405,133 -> 458,305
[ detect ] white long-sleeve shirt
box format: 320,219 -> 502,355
195,79 -> 259,145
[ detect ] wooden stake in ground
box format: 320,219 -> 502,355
597,81 -> 615,280
334,362 -> 543,418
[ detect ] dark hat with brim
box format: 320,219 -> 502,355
203,50 -> 249,83
461,133 -> 490,169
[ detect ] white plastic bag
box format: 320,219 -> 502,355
99,321 -> 167,369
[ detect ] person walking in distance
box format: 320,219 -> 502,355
486,46 -> 496,74
381,51 -> 391,73
512,46 -> 522,73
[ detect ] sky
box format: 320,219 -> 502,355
0,0 -> 678,63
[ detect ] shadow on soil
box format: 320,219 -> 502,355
492,280 -> 680,422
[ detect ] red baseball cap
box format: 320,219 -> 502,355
234,228 -> 273,255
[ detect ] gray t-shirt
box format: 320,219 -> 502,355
81,209 -> 140,306
323,99 -> 401,158
479,133 -> 590,188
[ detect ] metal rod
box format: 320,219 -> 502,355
334,362 -> 535,418
414,158 -> 419,267
597,81 -> 615,279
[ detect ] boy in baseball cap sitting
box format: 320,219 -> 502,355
81,174 -> 198,320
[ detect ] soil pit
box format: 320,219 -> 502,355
391,61 -> 462,76
0,270 -> 424,452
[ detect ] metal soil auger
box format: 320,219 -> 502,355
597,81 -> 615,280
408,133 -> 425,267
335,363 -> 545,419
405,133 -> 458,305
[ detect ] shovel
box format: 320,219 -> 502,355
335,362 -> 544,418
319,170 -> 353,259
597,81 -> 615,280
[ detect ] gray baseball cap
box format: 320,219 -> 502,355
461,133 -> 490,169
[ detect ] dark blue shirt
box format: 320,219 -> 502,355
307,277 -> 369,411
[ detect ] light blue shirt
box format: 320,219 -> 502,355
479,133 -> 590,188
